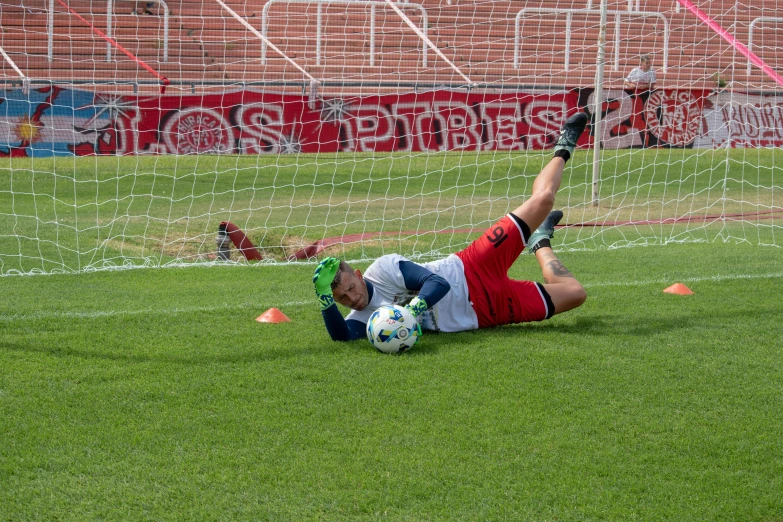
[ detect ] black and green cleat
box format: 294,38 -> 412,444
554,112 -> 588,156
528,210 -> 564,253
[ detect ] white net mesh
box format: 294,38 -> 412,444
0,0 -> 781,275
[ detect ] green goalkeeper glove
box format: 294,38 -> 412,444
313,257 -> 341,310
405,296 -> 428,318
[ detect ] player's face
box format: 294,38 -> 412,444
332,269 -> 369,311
641,60 -> 651,71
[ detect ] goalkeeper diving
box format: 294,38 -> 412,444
313,112 -> 589,341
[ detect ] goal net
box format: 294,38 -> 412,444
0,0 -> 781,275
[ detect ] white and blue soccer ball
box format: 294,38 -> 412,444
366,304 -> 421,354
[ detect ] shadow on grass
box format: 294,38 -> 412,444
427,310 -> 727,343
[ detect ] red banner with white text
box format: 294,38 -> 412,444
4,86 -> 779,157
131,89 -> 582,155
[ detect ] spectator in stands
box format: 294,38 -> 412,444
623,55 -> 657,92
615,55 -> 657,146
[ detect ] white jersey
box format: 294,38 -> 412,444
345,253 -> 479,333
625,67 -> 656,86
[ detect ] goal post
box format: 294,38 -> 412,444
0,0 -> 781,276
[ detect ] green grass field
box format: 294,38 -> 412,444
2,150 -> 783,519
2,243 -> 782,520
1,148 -> 780,274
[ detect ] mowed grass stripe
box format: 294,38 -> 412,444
2,270 -> 782,322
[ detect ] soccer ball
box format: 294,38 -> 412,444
366,304 -> 421,354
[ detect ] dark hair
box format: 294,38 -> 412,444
330,260 -> 352,290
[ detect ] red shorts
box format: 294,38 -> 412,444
456,215 -> 554,328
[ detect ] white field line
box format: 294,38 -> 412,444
0,300 -> 311,322
581,272 -> 783,288
2,272 -> 782,322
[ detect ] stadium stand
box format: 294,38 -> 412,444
1,0 -> 781,93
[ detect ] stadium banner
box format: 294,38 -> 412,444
576,88 -> 711,149
693,91 -> 783,148
2,85 -> 774,157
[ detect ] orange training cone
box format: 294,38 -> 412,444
256,308 -> 291,323
663,283 -> 694,295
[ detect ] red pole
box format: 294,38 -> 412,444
55,0 -> 170,92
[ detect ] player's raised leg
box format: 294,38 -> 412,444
530,210 -> 586,314
511,112 -> 588,234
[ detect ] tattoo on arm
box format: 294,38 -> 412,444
545,259 -> 574,279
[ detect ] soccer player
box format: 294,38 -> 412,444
312,112 -> 589,342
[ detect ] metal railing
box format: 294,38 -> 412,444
747,17 -> 783,76
261,0 -> 428,67
589,1 -> 682,12
46,0 -> 170,63
514,8 -> 668,73
0,78 -> 539,91
107,0 -> 170,62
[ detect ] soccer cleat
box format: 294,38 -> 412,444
528,210 -> 563,252
554,112 -> 588,155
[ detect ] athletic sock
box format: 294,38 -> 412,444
530,238 -> 551,254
